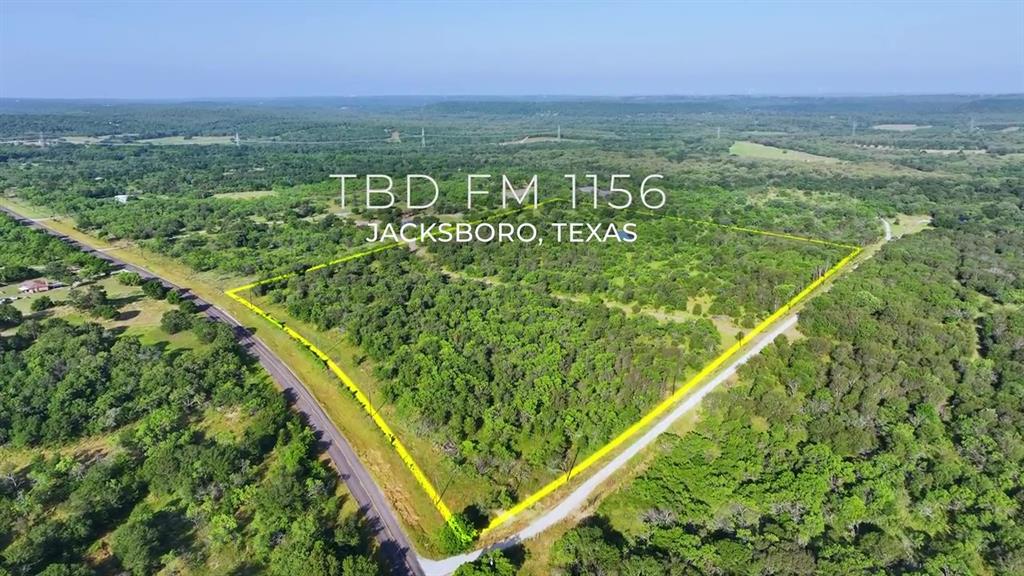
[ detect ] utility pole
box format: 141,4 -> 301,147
234,132 -> 240,147
716,126 -> 721,139
566,445 -> 580,479
850,118 -> 857,137
437,469 -> 457,503
557,124 -> 561,141
420,127 -> 425,149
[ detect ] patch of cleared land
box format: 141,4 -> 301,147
60,135 -> 109,144
500,135 -> 566,145
2,275 -> 198,350
212,190 -> 277,200
922,148 -> 987,155
872,124 -> 931,131
890,213 -> 933,238
729,141 -> 840,164
137,135 -> 236,145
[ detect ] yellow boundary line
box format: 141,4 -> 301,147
225,207 -> 862,541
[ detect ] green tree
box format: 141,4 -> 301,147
141,279 -> 167,300
268,515 -> 341,576
111,510 -> 160,576
0,302 -> 23,328
68,284 -> 108,311
160,309 -> 193,334
117,271 -> 142,286
178,299 -> 199,314
30,295 -> 55,312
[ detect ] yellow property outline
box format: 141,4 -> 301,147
225,208 -> 862,541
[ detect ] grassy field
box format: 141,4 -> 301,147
60,135 -> 109,144
137,135 -> 236,145
871,123 -> 931,131
890,213 -> 933,237
2,275 -> 199,347
729,140 -> 841,163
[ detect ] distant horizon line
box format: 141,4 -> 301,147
2,92 -> 1022,103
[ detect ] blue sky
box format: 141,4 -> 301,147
1,1 -> 1021,98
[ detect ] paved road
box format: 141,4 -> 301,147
421,313 -> 800,575
0,206 -> 424,576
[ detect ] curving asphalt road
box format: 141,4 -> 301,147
0,206 -> 424,576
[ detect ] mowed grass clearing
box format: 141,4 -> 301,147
137,135 -> 236,145
871,123 -> 931,131
3,276 -> 199,349
729,141 -> 840,163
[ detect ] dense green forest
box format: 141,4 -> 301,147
550,219 -> 1024,574
0,316 -> 380,575
0,212 -> 381,576
264,247 -> 718,507
0,216 -> 109,283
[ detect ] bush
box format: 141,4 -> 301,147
192,318 -> 221,343
69,284 -> 108,311
91,304 -> 119,320
141,280 -> 167,300
166,290 -> 183,305
111,510 -> 159,576
438,514 -> 476,554
160,309 -> 193,334
30,295 -> 55,312
117,271 -> 142,286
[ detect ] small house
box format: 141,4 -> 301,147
18,279 -> 53,294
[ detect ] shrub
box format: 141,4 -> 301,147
160,310 -> 193,334
117,271 -> 142,286
30,295 -> 55,312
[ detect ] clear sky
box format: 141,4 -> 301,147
1,1 -> 1021,98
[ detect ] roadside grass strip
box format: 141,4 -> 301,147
225,208 -> 861,543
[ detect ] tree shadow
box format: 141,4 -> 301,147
115,309 -> 140,322
109,293 -> 143,308
152,505 -> 197,558
462,503 -> 490,532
